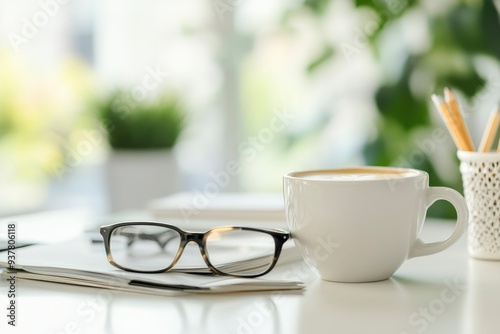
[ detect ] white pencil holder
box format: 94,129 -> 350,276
458,151 -> 500,260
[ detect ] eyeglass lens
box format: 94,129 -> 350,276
109,225 -> 181,271
206,228 -> 276,276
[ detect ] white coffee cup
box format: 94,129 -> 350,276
283,167 -> 468,283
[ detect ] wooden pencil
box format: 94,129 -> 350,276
479,106 -> 500,152
432,94 -> 468,151
444,88 -> 475,151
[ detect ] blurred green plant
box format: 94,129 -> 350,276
295,0 -> 500,218
97,92 -> 184,150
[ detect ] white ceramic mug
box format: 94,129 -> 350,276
283,167 -> 468,283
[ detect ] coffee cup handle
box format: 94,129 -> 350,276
409,187 -> 468,258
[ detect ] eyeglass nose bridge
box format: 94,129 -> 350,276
183,232 -> 205,246
180,232 -> 213,270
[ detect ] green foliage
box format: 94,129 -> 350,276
375,57 -> 431,131
0,100 -> 12,138
97,92 -> 184,150
303,0 -> 331,15
481,0 -> 500,58
307,46 -> 335,73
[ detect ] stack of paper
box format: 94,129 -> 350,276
0,239 -> 303,296
148,192 -> 286,222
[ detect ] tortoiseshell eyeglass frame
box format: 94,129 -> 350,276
100,221 -> 290,278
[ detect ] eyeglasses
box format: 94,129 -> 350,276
100,222 -> 290,278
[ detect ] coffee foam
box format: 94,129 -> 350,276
290,168 -> 420,181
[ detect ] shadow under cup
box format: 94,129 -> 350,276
283,167 -> 468,283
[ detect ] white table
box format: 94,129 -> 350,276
1,219 -> 499,334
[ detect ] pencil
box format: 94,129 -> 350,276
444,88 -> 475,151
478,107 -> 500,152
432,94 -> 468,151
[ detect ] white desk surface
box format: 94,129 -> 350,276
1,218 -> 499,334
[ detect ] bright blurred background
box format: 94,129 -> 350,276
1,0 -> 499,218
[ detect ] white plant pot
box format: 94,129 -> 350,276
106,149 -> 179,212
